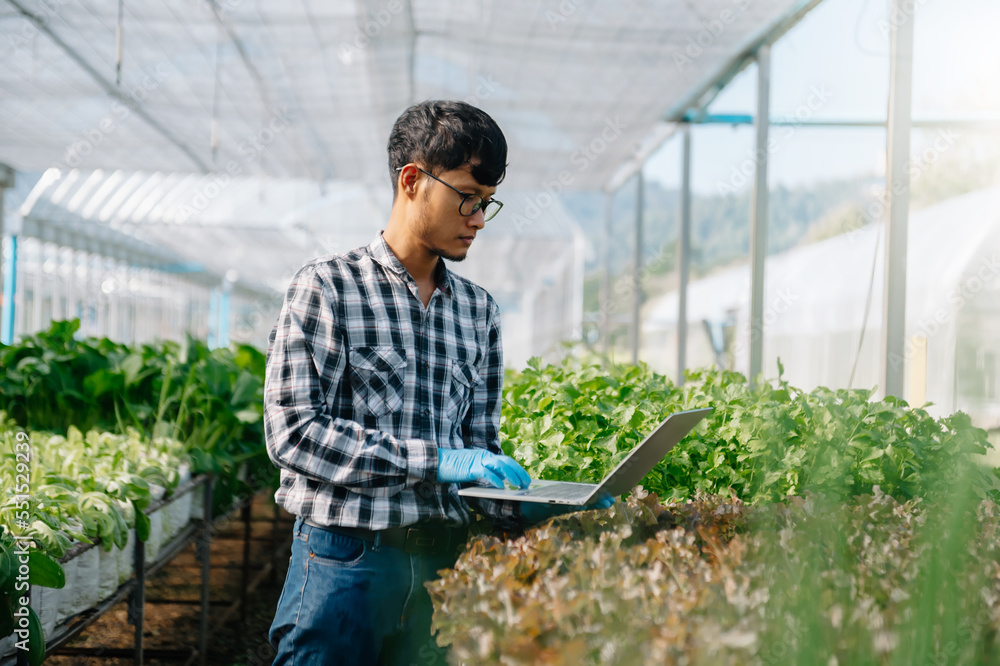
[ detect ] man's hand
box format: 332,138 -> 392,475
437,449 -> 531,489
520,495 -> 616,525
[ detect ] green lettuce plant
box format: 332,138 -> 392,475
501,357 -> 998,504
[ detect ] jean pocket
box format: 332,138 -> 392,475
305,528 -> 367,567
348,346 -> 407,418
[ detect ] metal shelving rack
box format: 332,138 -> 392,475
3,475 -> 214,666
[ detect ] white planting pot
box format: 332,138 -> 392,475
117,530 -> 135,586
30,583 -> 60,640
97,545 -> 119,600
146,510 -> 163,563
169,500 -> 185,541
149,483 -> 173,548
53,557 -> 77,624
173,463 -> 193,536
190,488 -> 205,521
0,635 -> 13,659
160,499 -> 176,543
65,547 -> 99,618
176,490 -> 192,533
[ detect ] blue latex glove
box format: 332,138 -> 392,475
436,449 -> 531,489
520,495 -> 616,524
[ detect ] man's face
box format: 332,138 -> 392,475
412,162 -> 496,262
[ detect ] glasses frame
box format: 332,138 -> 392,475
397,165 -> 503,221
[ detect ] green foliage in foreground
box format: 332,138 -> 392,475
443,357 -> 1000,663
431,486 -> 1000,665
501,356 -> 998,503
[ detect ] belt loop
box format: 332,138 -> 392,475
372,530 -> 381,553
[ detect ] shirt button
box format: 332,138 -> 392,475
423,408 -> 431,416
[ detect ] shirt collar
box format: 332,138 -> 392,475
369,232 -> 453,295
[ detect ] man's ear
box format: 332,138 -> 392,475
397,164 -> 420,199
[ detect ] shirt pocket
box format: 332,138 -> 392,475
447,360 -> 483,425
348,346 -> 407,418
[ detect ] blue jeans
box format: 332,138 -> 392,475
269,517 -> 457,666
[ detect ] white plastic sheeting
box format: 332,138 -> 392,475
645,186 -> 1000,426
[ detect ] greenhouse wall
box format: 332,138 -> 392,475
643,186 -> 1000,429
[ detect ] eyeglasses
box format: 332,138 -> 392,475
398,166 -> 504,221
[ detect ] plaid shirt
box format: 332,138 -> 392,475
264,233 -> 519,530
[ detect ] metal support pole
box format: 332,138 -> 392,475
108,256 -> 120,340
677,126 -> 692,385
198,477 -> 213,666
49,244 -> 61,322
599,190 -> 613,351
0,165 -> 12,318
881,0 -> 915,400
0,200 -> 5,321
207,287 -> 219,349
31,241 -> 42,334
2,235 -> 18,345
631,170 -> 644,365
96,255 -> 107,336
219,280 -> 232,349
130,534 -> 146,665
748,44 -> 772,385
63,247 -> 73,322
240,502 -> 252,624
270,502 -> 280,584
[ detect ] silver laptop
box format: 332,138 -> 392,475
457,407 -> 712,505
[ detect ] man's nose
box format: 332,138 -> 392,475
467,211 -> 486,229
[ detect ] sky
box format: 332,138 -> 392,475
645,0 -> 1000,195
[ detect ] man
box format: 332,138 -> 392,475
265,100 -> 610,665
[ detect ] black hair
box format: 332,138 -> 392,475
387,100 -> 508,197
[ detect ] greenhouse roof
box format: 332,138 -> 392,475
1,0 -> 820,191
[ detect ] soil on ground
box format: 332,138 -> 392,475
44,493 -> 294,666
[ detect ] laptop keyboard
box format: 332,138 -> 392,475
517,483 -> 594,502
